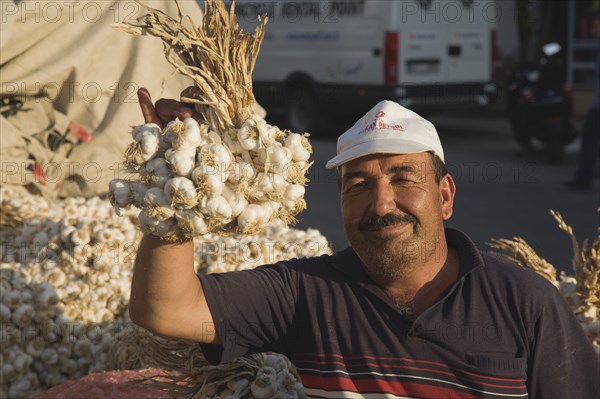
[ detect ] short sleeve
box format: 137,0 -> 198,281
198,262 -> 299,364
526,286 -> 599,398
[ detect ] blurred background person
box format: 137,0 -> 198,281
564,12 -> 600,191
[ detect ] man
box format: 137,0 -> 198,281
131,90 -> 599,398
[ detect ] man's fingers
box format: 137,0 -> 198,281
139,87 -> 204,127
179,87 -> 205,123
155,98 -> 197,125
180,86 -> 200,99
137,88 -> 162,126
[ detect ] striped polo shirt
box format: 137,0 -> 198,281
200,228 -> 599,398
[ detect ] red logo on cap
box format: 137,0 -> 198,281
359,111 -> 404,134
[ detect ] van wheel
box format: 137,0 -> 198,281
286,88 -> 317,134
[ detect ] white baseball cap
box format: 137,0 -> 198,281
326,100 -> 445,168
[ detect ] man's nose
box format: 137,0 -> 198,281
370,180 -> 396,216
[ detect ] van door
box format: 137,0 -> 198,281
443,0 -> 493,82
394,0 -> 493,84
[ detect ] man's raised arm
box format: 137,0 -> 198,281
128,89 -> 218,344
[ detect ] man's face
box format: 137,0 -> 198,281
340,152 -> 455,283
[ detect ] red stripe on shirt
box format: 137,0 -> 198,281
293,353 -> 526,383
300,374 -> 487,399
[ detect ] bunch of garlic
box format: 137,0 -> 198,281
109,115 -> 312,241
201,354 -> 304,399
109,321 -> 306,399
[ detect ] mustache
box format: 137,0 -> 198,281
359,212 -> 417,231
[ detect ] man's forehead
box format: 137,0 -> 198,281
340,152 -> 431,174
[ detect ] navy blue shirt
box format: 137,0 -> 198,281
200,228 -> 599,398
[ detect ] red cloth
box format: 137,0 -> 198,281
30,368 -> 182,399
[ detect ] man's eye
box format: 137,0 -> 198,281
346,181 -> 366,192
394,176 -> 417,184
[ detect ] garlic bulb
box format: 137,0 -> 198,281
283,185 -> 306,214
237,119 -> 261,151
237,204 -> 271,234
108,179 -> 132,215
175,209 -> 209,236
164,118 -> 205,150
192,165 -> 225,198
165,148 -> 197,178
124,123 -> 161,166
198,143 -> 232,173
200,196 -> 233,226
143,158 -> 170,187
285,133 -> 312,162
164,177 -> 199,209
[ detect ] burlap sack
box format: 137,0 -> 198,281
1,0 -> 204,197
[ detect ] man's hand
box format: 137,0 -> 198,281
137,87 -> 202,128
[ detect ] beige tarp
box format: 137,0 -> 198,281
0,0 -> 204,197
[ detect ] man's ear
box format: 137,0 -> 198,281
440,174 -> 456,221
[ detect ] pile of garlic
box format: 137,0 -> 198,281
110,116 -> 312,242
194,220 -> 330,274
0,186 -> 331,398
0,187 -> 142,398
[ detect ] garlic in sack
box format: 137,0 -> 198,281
0,186 -> 147,397
0,185 -> 335,397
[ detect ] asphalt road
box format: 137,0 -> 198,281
294,110 -> 599,274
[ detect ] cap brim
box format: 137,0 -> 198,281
325,139 -> 442,168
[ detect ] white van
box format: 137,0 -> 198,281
233,0 -> 498,132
